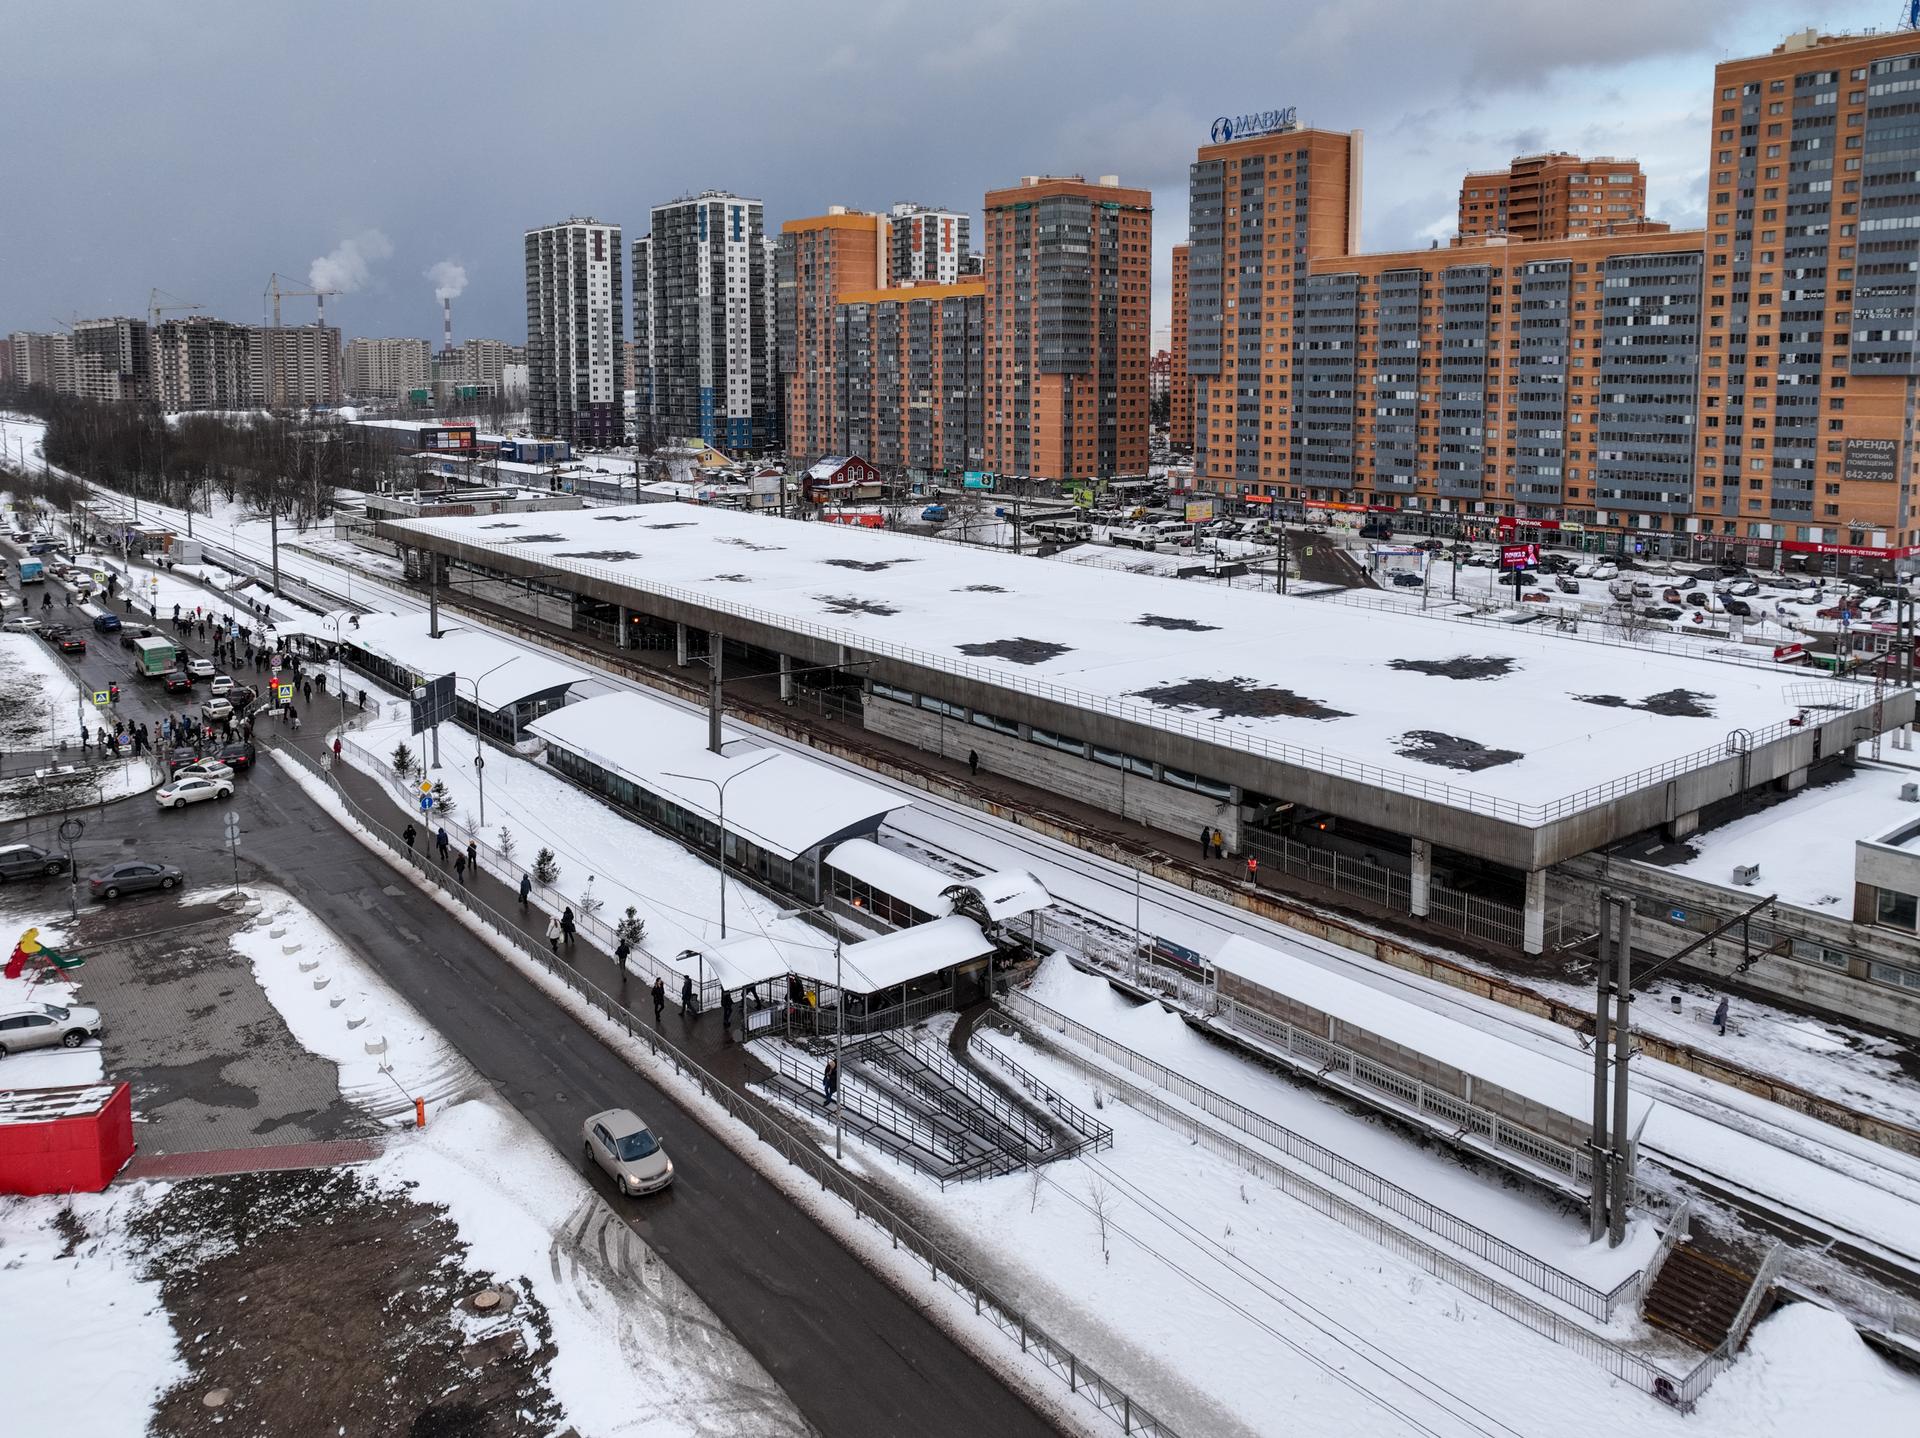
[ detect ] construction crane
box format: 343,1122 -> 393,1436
147,288 -> 203,329
263,271 -> 339,327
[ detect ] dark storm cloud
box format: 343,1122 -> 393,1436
0,0 -> 1876,348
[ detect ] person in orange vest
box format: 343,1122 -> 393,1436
1246,855 -> 1259,885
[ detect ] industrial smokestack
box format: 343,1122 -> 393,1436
443,296 -> 453,351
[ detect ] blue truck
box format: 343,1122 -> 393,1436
15,557 -> 45,585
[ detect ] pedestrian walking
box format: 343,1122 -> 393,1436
1211,828 -> 1225,860
967,749 -> 980,777
1198,824 -> 1211,859
681,974 -> 695,1017
465,839 -> 477,872
331,736 -> 342,759
546,912 -> 562,955
651,976 -> 666,1025
823,1057 -> 839,1105
560,906 -> 576,948
403,822 -> 417,855
720,988 -> 735,1043
518,873 -> 532,909
435,826 -> 449,863
301,680 -> 311,706
454,852 -> 467,884
614,935 -> 632,972
1714,995 -> 1730,1035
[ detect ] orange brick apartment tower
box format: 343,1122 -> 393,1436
1456,153 -> 1652,241
1694,28 -> 1920,561
1186,123 -> 1362,499
1169,243 -> 1193,447
983,175 -> 1153,481
776,209 -> 887,461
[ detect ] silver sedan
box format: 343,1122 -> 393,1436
582,1107 -> 673,1196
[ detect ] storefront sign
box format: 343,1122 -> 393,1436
1843,437 -> 1899,484
1184,499 -> 1216,524
1781,539 -> 1916,560
1211,107 -> 1298,143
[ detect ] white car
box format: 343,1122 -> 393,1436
0,1001 -> 103,1057
200,697 -> 233,721
155,775 -> 233,809
582,1108 -> 674,1196
185,656 -> 215,678
1571,561 -> 1597,579
1719,578 -> 1760,598
171,759 -> 235,784
209,674 -> 233,696
3,615 -> 40,633
1591,563 -> 1619,580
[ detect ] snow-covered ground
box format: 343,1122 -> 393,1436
0,631 -> 94,747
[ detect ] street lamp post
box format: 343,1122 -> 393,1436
661,751 -> 777,940
57,817 -> 83,921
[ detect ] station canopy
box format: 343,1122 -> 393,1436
346,611 -> 581,715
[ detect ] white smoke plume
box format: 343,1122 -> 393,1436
426,259 -> 468,302
308,229 -> 393,294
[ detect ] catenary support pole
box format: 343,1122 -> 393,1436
707,631 -> 724,755
1589,894 -> 1614,1243
1610,894 -> 1637,1247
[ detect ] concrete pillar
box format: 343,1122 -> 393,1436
1409,839 -> 1432,918
1777,767 -> 1808,794
1523,869 -> 1547,955
779,653 -> 794,704
617,606 -> 632,650
674,622 -> 689,667
1663,809 -> 1700,842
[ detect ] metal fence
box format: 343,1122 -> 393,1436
997,990 -> 1634,1320
986,995 -> 1717,1408
274,737 -> 1180,1437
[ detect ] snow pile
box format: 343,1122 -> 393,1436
1695,1302 -> 1920,1436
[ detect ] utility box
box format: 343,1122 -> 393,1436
0,1084 -> 134,1195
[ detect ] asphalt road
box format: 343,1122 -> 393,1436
10,752 -> 1058,1438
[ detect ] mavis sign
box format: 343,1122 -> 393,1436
1211,107 -> 1298,144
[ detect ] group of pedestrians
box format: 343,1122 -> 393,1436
78,719 -> 152,758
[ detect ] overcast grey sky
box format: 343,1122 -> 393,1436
0,0 -> 1885,351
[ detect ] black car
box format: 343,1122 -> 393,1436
167,739 -> 256,775
87,860 -> 183,901
1723,597 -> 1755,617
0,843 -> 69,882
42,627 -> 86,655
26,540 -> 56,555
118,623 -> 161,648
1643,605 -> 1683,620
1390,571 -> 1425,587
162,670 -> 195,693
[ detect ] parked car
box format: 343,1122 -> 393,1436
1642,605 -> 1683,620
0,1000 -> 103,1058
170,760 -> 235,785
1590,562 -> 1619,580
184,656 -> 215,678
1631,582 -> 1654,599
1555,575 -> 1581,594
0,843 -> 69,882
1723,597 -> 1755,617
582,1107 -> 674,1196
1414,538 -> 1446,552
1389,571 -> 1424,587
1662,587 -> 1685,605
1571,561 -> 1598,579
88,860 -> 182,900
91,611 -> 121,633
1519,590 -> 1553,603
1720,578 -> 1761,598
155,774 -> 233,809
2,615 -> 41,633
162,670 -> 195,693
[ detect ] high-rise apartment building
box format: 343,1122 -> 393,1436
1169,243 -> 1193,447
150,318 -> 254,412
344,337 -> 431,398
251,326 -> 342,409
983,174 -> 1153,481
630,236 -> 653,444
777,208 -> 889,463
637,192 -> 777,454
1186,125 -> 1364,496
889,203 -> 970,285
1456,153 -> 1656,242
70,317 -> 149,403
444,338 -> 521,393
832,281 -> 985,474
525,217 -> 625,446
7,331 -> 74,394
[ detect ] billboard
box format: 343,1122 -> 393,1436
1184,499 -> 1215,524
409,673 -> 456,735
420,425 -> 476,453
1498,543 -> 1539,570
1843,437 -> 1898,484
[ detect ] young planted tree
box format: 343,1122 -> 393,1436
390,742 -> 417,784
429,778 -> 456,818
577,875 -> 605,921
614,906 -> 646,949
496,827 -> 517,865
532,847 -> 559,887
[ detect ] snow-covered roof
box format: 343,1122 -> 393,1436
0,1083 -> 121,1124
663,933 -> 798,991
825,839 -> 957,917
966,868 -> 1051,923
836,915 -> 996,993
806,456 -> 854,479
344,611 -> 579,712
526,693 -> 910,860
385,503 -> 1862,824
1210,936 -> 1653,1129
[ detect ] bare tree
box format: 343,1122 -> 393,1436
1086,1175 -> 1117,1263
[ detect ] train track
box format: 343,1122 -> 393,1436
85,482 -> 1920,1288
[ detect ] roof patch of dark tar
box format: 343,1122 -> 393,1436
1136,614 -> 1221,633
593,514 -> 640,522
1388,655 -> 1516,681
500,533 -> 566,545
708,573 -> 754,583
823,557 -> 917,572
718,536 -> 783,552
958,584 -> 1008,593
554,550 -> 641,562
479,522 -> 521,530
955,637 -> 1074,665
816,594 -> 899,617
1575,689 -> 1716,719
1129,677 -> 1351,721
1394,730 -> 1524,772
642,521 -> 694,530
